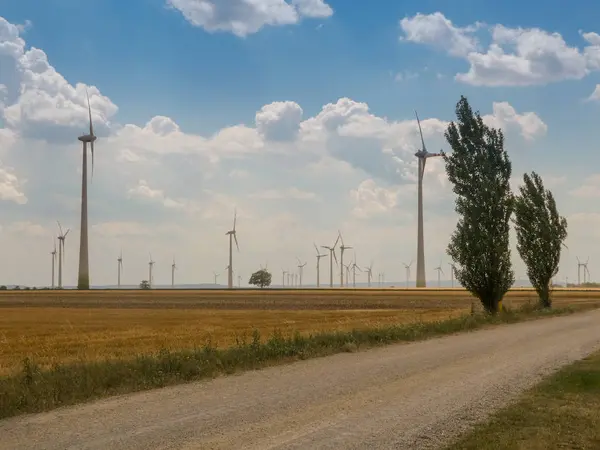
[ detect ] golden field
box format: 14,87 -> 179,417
1,288 -> 599,377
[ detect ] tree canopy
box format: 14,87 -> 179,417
249,269 -> 272,288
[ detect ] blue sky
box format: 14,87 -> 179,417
0,0 -> 599,287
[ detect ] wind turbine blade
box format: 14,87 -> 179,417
234,233 -> 239,251
415,110 -> 427,152
90,140 -> 94,181
86,89 -> 95,181
333,250 -> 338,265
333,234 -> 340,248
57,220 -> 63,236
64,228 -> 70,237
233,208 -> 237,231
314,243 -> 319,254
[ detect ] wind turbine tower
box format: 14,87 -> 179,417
297,258 -> 307,287
414,110 -> 442,288
238,275 -> 242,287
77,90 -> 97,290
148,254 -> 155,288
281,268 -> 287,287
351,256 -> 361,288
338,231 -> 352,287
434,261 -> 444,287
364,262 -> 373,288
577,257 -> 589,285
225,209 -> 239,289
57,222 -> 70,289
117,250 -> 123,288
449,262 -> 456,288
583,259 -> 590,284
213,272 -> 219,285
51,239 -> 57,289
314,243 -> 327,288
321,234 -> 340,288
403,261 -> 413,289
171,258 -> 177,288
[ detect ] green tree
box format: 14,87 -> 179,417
443,96 -> 514,314
513,172 -> 567,308
249,269 -> 272,288
139,280 -> 151,289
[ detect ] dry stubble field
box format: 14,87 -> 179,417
1,288 -> 599,376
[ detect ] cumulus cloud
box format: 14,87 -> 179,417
0,162 -> 26,204
255,101 -> 303,141
399,12 -> 600,86
350,179 -> 398,219
587,84 -> 600,102
166,0 -> 333,37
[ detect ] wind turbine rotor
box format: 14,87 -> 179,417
414,110 -> 427,154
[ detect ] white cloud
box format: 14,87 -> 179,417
166,0 -> 333,37
587,84 -> 600,102
350,179 -> 399,219
569,175 -> 600,198
255,101 -> 303,141
127,180 -> 188,210
481,102 -> 547,140
399,12 -> 600,86
248,187 -> 317,200
0,162 -> 26,204
5,221 -> 45,236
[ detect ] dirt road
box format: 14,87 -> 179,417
2,309 -> 600,450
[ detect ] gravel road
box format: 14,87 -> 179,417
2,309 -> 600,450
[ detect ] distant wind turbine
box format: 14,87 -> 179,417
117,249 -> 123,288
314,243 -> 328,288
226,209 -> 239,289
403,261 -> 413,289
434,260 -> 444,287
57,221 -> 70,289
414,110 -> 443,288
50,239 -> 57,289
213,271 -> 220,285
321,234 -> 340,288
171,257 -> 177,288
351,254 -> 362,288
364,262 -> 373,287
449,262 -> 456,288
338,231 -> 352,287
148,254 -> 155,288
297,257 -> 307,287
281,268 -> 287,287
237,274 -> 242,287
77,89 -> 98,290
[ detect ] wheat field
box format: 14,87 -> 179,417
1,288 -> 598,376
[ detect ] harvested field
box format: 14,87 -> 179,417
1,288 -> 599,377
0,307 -> 467,376
1,287 -> 600,310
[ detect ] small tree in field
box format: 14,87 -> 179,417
249,269 -> 271,288
513,172 -> 567,308
444,96 -> 515,314
139,280 -> 151,289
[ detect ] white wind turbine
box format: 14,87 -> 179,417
77,89 -> 97,290
148,254 -> 155,288
314,243 -> 328,288
414,111 -> 442,288
434,261 -> 444,287
117,250 -> 123,288
213,271 -> 220,285
344,263 -> 351,286
57,222 -> 70,289
226,209 -> 239,289
171,258 -> 177,288
350,254 -> 361,288
449,262 -> 456,288
338,231 -> 352,287
364,262 -> 374,287
296,257 -> 307,287
403,260 -> 413,289
51,239 -> 57,289
237,275 -> 242,287
321,234 -> 340,288
281,268 -> 287,287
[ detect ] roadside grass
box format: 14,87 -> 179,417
0,302 -> 595,420
447,350 -> 600,450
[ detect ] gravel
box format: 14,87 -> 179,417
2,309 -> 600,450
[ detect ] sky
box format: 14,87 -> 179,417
0,0 -> 599,287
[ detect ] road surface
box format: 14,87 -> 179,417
2,309 -> 600,450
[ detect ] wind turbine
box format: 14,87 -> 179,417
434,260 -> 444,287
226,209 -> 239,289
583,259 -> 591,284
171,258 -> 177,288
148,254 -> 155,288
321,234 -> 340,288
50,239 -> 57,289
76,89 -> 97,290
238,275 -> 242,287
338,231 -> 352,287
364,262 -> 374,287
344,263 -> 351,287
57,221 -> 70,289
577,257 -> 588,285
297,258 -> 307,287
213,271 -> 220,285
281,268 -> 287,287
351,255 -> 361,288
117,249 -> 123,288
314,243 -> 327,288
449,262 -> 456,288
403,260 -> 413,289
414,110 -> 442,288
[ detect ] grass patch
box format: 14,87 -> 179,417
447,350 -> 600,449
0,303 -> 592,420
